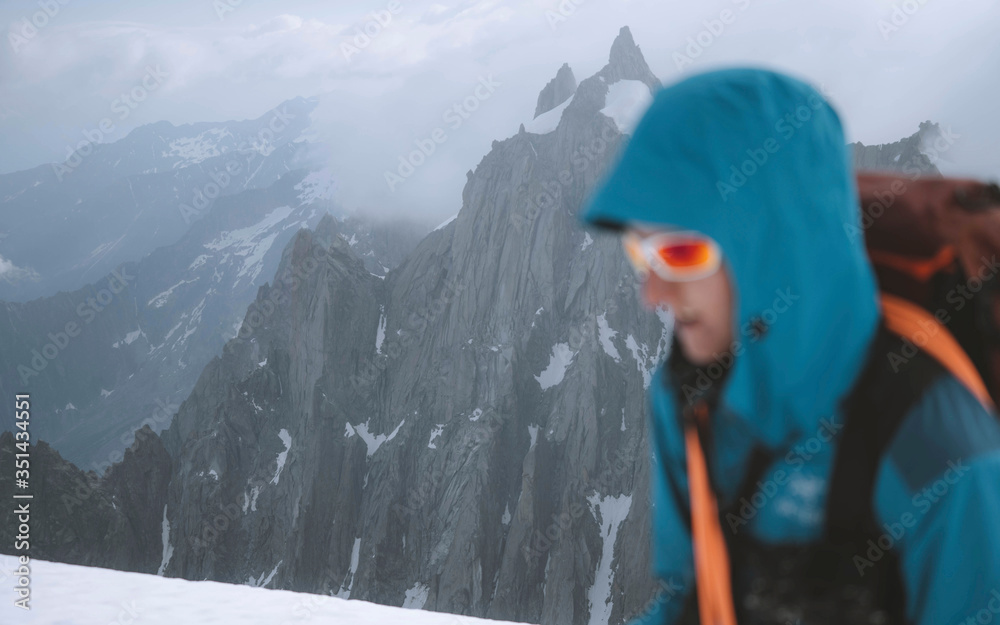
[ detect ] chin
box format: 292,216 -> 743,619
677,340 -> 711,366
684,349 -> 715,366
677,330 -> 720,367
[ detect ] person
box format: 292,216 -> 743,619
581,68 -> 1000,625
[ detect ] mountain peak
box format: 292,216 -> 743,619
602,25 -> 659,92
851,123 -> 941,176
534,62 -> 577,119
611,25 -> 636,52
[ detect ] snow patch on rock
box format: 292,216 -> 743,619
402,582 -> 430,609
586,493 -> 633,625
625,335 -> 654,389
528,425 -> 539,449
204,206 -> 296,288
597,313 -> 621,362
375,308 -> 386,354
535,343 -> 575,390
427,424 -> 444,449
271,429 -> 291,485
600,80 -> 653,134
248,561 -> 282,588
157,505 -> 173,576
294,168 -> 337,205
337,537 -> 362,599
350,420 -> 405,458
188,254 -> 211,271
433,213 -> 458,231
165,128 -> 231,167
148,278 -> 199,308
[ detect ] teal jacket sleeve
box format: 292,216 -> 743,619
873,375 -> 1000,625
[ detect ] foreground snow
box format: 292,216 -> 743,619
0,558 -> 531,625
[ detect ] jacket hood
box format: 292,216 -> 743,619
582,67 -> 881,447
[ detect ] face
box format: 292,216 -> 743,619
628,228 -> 735,366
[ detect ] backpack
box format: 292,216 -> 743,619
857,173 -> 1000,407
683,173 -> 1000,625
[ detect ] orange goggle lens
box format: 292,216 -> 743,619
657,240 -> 712,268
623,231 -> 720,282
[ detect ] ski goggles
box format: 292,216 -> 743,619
622,230 -> 722,282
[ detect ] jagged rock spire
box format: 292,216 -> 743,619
851,123 -> 941,175
534,62 -> 577,119
600,26 -> 660,92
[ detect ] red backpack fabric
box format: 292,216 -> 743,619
856,172 -> 1000,406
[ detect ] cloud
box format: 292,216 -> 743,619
0,254 -> 39,285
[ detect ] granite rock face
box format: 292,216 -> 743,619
122,26 -> 666,625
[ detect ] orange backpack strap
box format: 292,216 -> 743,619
880,292 -> 995,411
868,245 -> 956,282
684,402 -> 738,625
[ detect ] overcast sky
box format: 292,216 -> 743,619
2,0 -> 998,223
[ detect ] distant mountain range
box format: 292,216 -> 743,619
0,96 -> 324,302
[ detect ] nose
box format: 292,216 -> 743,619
641,273 -> 680,310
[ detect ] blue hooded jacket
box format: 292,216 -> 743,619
581,68 -> 1000,625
